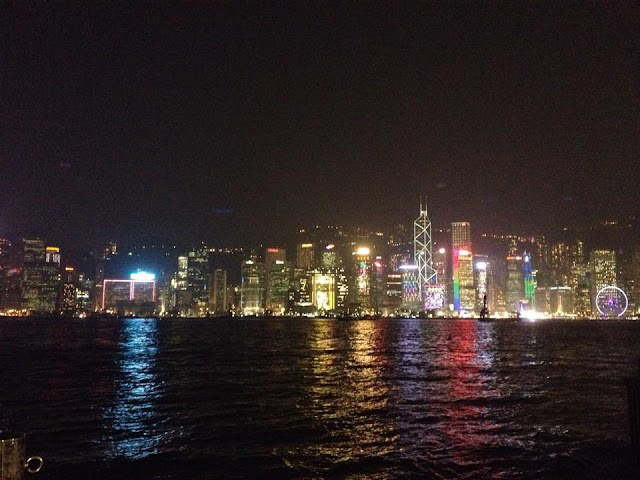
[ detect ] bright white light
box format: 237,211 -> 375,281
130,272 -> 155,281
438,248 -> 446,254
458,249 -> 470,256
475,262 -> 487,270
521,310 -> 543,322
399,264 -> 418,270
356,247 -> 370,256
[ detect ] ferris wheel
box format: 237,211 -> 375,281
595,286 -> 628,317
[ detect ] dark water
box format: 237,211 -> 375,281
1,318 -> 640,479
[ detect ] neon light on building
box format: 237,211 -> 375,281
102,279 -> 156,311
453,249 -> 461,311
523,252 -> 535,309
130,271 -> 156,281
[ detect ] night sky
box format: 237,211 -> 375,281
2,3 -> 639,250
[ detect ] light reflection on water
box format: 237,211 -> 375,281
102,318 -> 165,459
3,317 -> 639,479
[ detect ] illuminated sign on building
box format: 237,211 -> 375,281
312,274 -> 335,311
130,271 -> 156,281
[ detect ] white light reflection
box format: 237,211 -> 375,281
103,318 -> 165,459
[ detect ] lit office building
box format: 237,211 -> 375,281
423,284 -> 445,311
336,269 -> 349,311
474,255 -> 489,312
321,244 -> 339,269
102,273 -> 157,315
453,249 -> 475,313
291,267 -> 313,312
187,247 -> 209,314
266,260 -> 290,314
174,255 -> 190,314
41,247 -> 61,313
550,286 -> 573,315
451,222 -> 472,314
352,246 -> 372,311
265,248 -> 289,315
590,249 -> 617,315
451,222 -> 471,250
208,269 -> 228,315
296,243 -> 315,269
311,273 -> 335,312
385,272 -> 403,314
522,252 -> 536,310
21,238 -> 46,313
60,266 -> 77,315
240,258 -> 265,316
400,265 -> 421,310
506,253 -> 524,313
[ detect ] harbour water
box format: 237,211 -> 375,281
1,317 -> 639,479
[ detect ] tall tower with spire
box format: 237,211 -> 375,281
414,197 -> 437,305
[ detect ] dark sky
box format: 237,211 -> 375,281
2,2 -> 639,249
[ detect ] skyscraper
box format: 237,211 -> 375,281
451,222 -> 472,313
265,248 -> 288,314
240,257 -> 265,316
21,238 -> 46,313
506,243 -> 524,313
590,249 -> 616,315
451,222 -> 471,250
189,247 -> 209,314
209,269 -> 228,315
296,243 -> 315,269
414,199 -> 437,304
42,247 -> 61,312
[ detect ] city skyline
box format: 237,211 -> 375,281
3,3 -> 639,250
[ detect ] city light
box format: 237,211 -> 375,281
130,272 -> 155,281
356,247 -> 370,255
399,264 -> 418,270
475,262 -> 487,270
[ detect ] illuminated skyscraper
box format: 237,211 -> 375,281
451,222 -> 471,250
240,257 -> 265,315
474,255 -> 489,313
187,246 -> 209,315
265,248 -> 288,314
414,199 -> 437,302
266,259 -> 290,314
102,273 -> 156,315
311,273 -> 336,312
451,222 -> 472,313
209,269 -> 228,315
506,242 -> 524,313
590,249 -> 616,315
400,264 -> 421,310
21,238 -> 46,313
522,252 -> 536,309
296,243 -> 315,269
352,246 -> 372,311
60,266 -> 77,315
42,247 -> 61,312
453,249 -> 475,312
